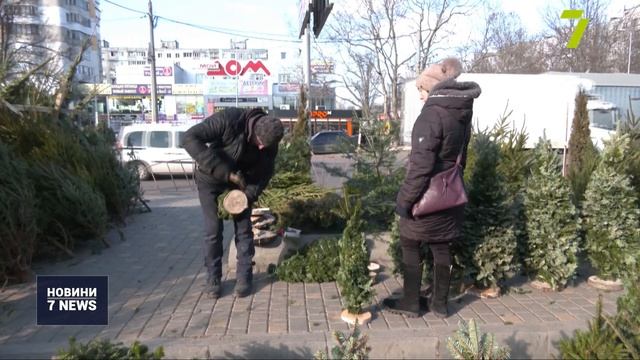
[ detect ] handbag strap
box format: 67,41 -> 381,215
432,105 -> 468,166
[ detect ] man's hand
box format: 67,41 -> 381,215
228,172 -> 247,190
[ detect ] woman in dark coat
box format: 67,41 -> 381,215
383,58 -> 481,318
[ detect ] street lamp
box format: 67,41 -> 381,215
612,16 -> 639,74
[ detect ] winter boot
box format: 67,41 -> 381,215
431,264 -> 451,318
205,276 -> 222,299
383,262 -> 424,317
234,271 -> 253,298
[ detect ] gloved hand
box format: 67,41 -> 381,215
228,172 -> 247,190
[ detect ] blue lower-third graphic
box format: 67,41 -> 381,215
37,275 -> 108,325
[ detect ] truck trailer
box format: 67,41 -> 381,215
401,73 -> 619,149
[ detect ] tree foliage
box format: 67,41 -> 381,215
336,195 -> 374,315
523,139 -> 579,290
458,132 -> 516,289
583,134 -> 640,281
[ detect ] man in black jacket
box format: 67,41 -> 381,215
183,107 -> 284,298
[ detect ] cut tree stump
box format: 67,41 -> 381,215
223,190 -> 248,215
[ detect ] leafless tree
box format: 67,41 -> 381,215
323,0 -> 476,122
541,0 -> 617,72
464,10 -> 546,73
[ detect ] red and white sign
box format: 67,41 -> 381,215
205,60 -> 271,76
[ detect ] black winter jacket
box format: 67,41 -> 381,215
183,107 -> 278,202
396,79 -> 481,243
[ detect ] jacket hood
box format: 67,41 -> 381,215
430,78 -> 481,98
244,108 -> 267,143
423,79 -> 481,124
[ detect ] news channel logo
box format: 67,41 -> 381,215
562,9 -> 590,48
37,275 -> 108,325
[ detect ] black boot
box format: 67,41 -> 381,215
431,264 -> 451,318
383,262 -> 424,318
234,270 -> 253,298
205,275 -> 222,299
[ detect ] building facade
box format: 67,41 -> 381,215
99,39 -> 337,124
5,0 -> 102,83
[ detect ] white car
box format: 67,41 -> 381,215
116,123 -> 195,180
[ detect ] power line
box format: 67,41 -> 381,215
102,0 -> 421,45
102,0 -> 301,43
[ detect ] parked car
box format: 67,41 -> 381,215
310,130 -> 355,154
116,123 -> 195,180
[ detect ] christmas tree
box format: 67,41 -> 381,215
583,133 -> 640,281
336,195 -> 374,315
523,139 -> 580,290
460,132 -> 516,289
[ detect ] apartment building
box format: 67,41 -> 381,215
5,0 -> 102,83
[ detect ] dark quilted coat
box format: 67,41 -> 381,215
396,79 -> 481,243
182,107 -> 278,202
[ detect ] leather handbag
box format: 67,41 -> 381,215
411,122 -> 468,217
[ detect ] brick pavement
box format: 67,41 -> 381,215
0,190 -> 622,359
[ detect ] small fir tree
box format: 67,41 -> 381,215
274,85 -> 312,175
491,112 -> 534,272
336,195 -> 374,315
619,109 -> 640,200
567,90 -> 598,206
447,318 -> 510,360
523,139 -> 580,290
583,133 -> 640,281
460,132 -> 516,289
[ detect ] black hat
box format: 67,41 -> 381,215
254,115 -> 284,148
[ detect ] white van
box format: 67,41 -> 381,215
116,123 -> 195,180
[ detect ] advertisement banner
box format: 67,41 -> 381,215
111,84 -> 172,95
204,78 -> 236,96
240,79 -> 268,96
144,66 -> 173,77
173,84 -> 203,95
277,83 -> 300,93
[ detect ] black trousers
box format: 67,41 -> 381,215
196,178 -> 255,281
400,237 -> 451,268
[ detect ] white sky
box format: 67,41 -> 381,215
100,0 -> 635,50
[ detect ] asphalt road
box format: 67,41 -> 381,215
141,151 -> 409,194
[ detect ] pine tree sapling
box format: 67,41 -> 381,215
583,133 -> 640,282
447,318 -> 510,360
567,90 -> 598,206
337,196 -> 374,320
314,324 -> 371,360
523,140 -> 580,290
461,132 -> 517,290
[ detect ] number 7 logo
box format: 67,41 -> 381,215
562,10 -> 590,48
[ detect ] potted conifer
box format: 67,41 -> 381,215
336,195 -> 374,325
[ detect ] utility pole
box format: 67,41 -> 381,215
148,0 -> 158,123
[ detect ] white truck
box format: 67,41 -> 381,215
401,73 -> 619,149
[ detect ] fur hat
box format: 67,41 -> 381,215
254,115 -> 284,148
416,57 -> 463,92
